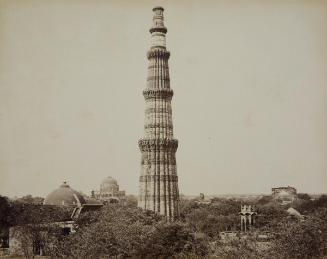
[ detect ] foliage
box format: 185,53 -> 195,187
11,223 -> 63,259
124,195 -> 138,207
257,195 -> 273,205
3,200 -> 71,258
269,213 -> 327,259
14,195 -> 44,205
184,208 -> 238,237
4,194 -> 327,258
10,203 -> 72,226
0,196 -> 11,247
207,198 -> 242,216
138,222 -> 208,258
213,235 -> 264,259
297,193 -> 311,200
180,198 -> 240,239
293,194 -> 327,215
255,203 -> 288,230
0,196 -> 11,226
50,204 -> 209,258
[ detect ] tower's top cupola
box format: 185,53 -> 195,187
153,6 -> 164,12
150,6 -> 167,48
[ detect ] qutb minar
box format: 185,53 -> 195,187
138,7 -> 180,221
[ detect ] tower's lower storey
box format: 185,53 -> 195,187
138,138 -> 179,220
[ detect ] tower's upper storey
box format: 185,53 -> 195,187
150,6 -> 167,48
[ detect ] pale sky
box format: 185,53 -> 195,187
1,0 -> 327,198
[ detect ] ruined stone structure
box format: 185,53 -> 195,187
240,205 -> 256,232
138,7 -> 179,221
272,186 -> 297,205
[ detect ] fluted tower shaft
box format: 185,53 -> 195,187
138,7 -> 179,221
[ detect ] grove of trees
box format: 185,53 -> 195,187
1,194 -> 327,258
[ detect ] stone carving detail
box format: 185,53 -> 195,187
138,138 -> 178,152
138,7 -> 180,221
149,26 -> 167,34
144,124 -> 173,130
140,175 -> 178,182
147,48 -> 170,59
143,89 -> 173,100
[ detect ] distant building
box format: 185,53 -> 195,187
272,186 -> 297,205
92,176 -> 125,204
240,205 -> 256,232
194,193 -> 211,205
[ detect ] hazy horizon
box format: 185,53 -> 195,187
1,0 -> 327,198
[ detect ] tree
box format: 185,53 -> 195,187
50,204 -> 209,258
180,198 -> 241,239
51,204 -> 161,258
214,235 -> 264,259
255,203 -> 288,230
297,193 -> 311,201
270,215 -> 327,259
10,222 -> 63,258
257,195 -> 273,205
15,195 -> 44,205
315,195 -> 327,208
8,202 -> 71,258
294,194 -> 327,215
138,222 -> 208,258
0,196 -> 11,248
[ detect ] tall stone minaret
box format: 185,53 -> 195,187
138,6 -> 179,221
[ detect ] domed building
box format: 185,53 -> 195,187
100,176 -> 119,194
44,182 -> 103,218
92,176 -> 125,204
44,182 -> 86,207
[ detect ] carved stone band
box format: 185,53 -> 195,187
139,175 -> 178,182
147,48 -> 170,59
142,159 -> 176,165
143,89 -> 173,100
144,124 -> 173,130
149,26 -> 167,34
139,138 -> 178,152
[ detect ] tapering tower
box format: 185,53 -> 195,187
138,7 -> 179,221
